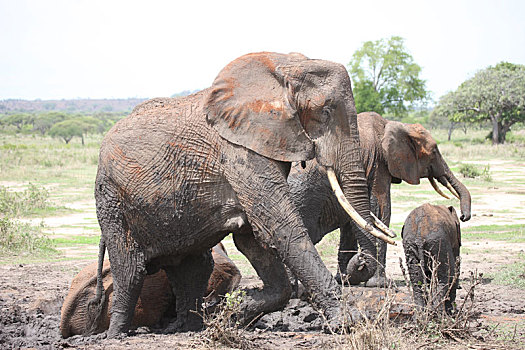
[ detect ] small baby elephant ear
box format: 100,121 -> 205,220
204,52 -> 315,163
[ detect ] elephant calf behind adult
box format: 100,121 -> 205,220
60,243 -> 240,338
402,203 -> 461,313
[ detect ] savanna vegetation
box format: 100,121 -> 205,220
0,37 -> 524,348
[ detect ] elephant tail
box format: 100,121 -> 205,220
84,238 -> 107,335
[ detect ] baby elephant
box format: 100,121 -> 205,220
402,204 -> 461,313
60,243 -> 241,338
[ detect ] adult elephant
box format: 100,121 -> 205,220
89,53 -> 393,337
289,111 -> 471,286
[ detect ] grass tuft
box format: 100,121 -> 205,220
0,217 -> 58,257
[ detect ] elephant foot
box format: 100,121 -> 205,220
165,311 -> 204,333
237,287 -> 290,326
364,273 -> 392,288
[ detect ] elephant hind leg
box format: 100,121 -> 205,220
107,245 -> 147,337
233,228 -> 292,323
96,182 -> 148,337
163,250 -> 214,332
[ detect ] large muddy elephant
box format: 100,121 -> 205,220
91,52 -> 392,337
288,111 -> 471,286
60,243 -> 240,337
402,203 -> 461,313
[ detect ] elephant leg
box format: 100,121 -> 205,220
364,195 -> 391,287
404,244 -> 426,309
432,243 -> 456,313
107,244 -> 147,337
364,240 -> 388,287
96,181 -> 147,338
335,222 -> 358,285
164,250 -> 214,331
224,153 -> 340,322
233,228 -> 292,322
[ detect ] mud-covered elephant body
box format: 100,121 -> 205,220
92,52 -> 388,337
402,204 -> 461,312
60,243 -> 240,338
288,111 -> 471,286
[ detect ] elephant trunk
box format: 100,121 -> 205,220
334,139 -> 379,283
440,164 -> 472,222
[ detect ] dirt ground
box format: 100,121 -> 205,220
1,244 -> 524,349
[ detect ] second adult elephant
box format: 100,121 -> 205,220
289,111 -> 471,286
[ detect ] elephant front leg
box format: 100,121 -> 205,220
224,154 -> 341,323
233,228 -> 292,322
335,222 -> 358,285
164,250 -> 214,332
364,192 -> 391,288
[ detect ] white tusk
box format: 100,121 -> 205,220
370,212 -> 397,238
326,168 -> 396,246
445,182 -> 461,200
429,177 -> 450,200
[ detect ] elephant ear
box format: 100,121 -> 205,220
204,52 -> 315,162
382,121 -> 420,185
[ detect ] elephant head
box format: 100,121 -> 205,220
205,52 -> 392,282
381,117 -> 471,222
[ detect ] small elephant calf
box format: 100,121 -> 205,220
402,204 -> 461,313
60,243 -> 241,338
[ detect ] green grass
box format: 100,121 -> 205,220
52,235 -> 100,246
0,183 -> 58,217
462,224 -> 525,242
0,217 -> 59,258
488,253 -> 525,289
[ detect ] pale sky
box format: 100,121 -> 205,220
1,0 -> 524,102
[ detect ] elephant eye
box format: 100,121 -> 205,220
320,106 -> 331,123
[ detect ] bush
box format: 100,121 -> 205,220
0,217 -> 56,256
458,163 -> 481,178
0,183 -> 50,217
457,163 -> 492,181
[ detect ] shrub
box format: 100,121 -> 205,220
0,183 -> 50,217
0,217 -> 56,256
458,163 -> 481,178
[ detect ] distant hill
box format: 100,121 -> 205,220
0,98 -> 148,114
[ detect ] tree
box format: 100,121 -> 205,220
348,36 -> 429,116
433,62 -> 525,144
0,113 -> 32,131
32,112 -> 68,135
48,119 -> 85,144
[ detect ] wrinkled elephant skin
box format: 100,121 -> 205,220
92,52 -> 376,337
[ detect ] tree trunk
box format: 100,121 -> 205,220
490,113 -> 502,145
82,134 -> 85,146
447,122 -> 456,141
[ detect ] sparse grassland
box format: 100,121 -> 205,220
0,130 -> 524,348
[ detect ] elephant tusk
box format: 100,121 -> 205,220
326,168 -> 396,246
429,177 -> 450,200
445,182 -> 461,200
370,212 -> 397,238
437,176 -> 461,200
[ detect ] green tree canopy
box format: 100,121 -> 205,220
0,113 -> 32,131
32,112 -> 68,135
348,36 -> 429,117
48,119 -> 85,144
433,62 -> 525,144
